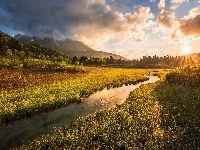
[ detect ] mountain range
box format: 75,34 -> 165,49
14,34 -> 125,59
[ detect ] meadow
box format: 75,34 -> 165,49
15,67 -> 200,149
0,67 -> 151,125
1,28 -> 200,149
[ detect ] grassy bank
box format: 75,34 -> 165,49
16,71 -> 163,149
16,69 -> 200,149
166,64 -> 200,87
0,68 -> 151,125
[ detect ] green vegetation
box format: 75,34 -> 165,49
16,71 -> 165,149
0,57 -> 85,72
15,34 -> 125,59
2,31 -> 199,69
166,64 -> 200,86
0,31 -> 86,74
153,80 -> 200,149
17,67 -> 200,149
16,34 -> 200,68
0,68 -> 150,125
0,31 -> 71,63
1,29 -> 200,149
0,30 -> 152,125
0,31 -> 84,72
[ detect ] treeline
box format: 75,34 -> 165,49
71,54 -> 200,68
1,31 -> 200,69
71,55 -> 168,68
138,55 -> 200,67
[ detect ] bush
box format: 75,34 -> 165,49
166,64 -> 200,87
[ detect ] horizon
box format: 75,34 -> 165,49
2,31 -> 198,60
0,0 -> 200,59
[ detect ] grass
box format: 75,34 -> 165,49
17,83 -> 163,149
153,80 -> 200,149
15,71 -> 163,149
166,64 -> 200,87
16,69 -> 200,149
0,57 -> 85,72
0,68 -> 151,125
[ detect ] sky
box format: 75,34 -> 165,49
0,0 -> 200,59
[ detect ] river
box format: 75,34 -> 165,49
0,75 -> 159,149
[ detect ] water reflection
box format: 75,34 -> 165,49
0,76 -> 159,149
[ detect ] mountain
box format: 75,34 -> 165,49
14,34 -> 125,59
0,31 -> 71,61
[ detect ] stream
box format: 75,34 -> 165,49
0,75 -> 159,149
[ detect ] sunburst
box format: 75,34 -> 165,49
181,45 -> 192,55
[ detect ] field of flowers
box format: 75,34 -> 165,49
0,68 -> 151,125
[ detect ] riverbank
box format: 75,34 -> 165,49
0,75 -> 160,149
0,68 -> 153,125
17,69 -> 200,149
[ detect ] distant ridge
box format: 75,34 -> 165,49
14,34 -> 126,59
0,31 -> 70,60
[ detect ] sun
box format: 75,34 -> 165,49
182,45 -> 192,55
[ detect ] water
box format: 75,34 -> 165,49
0,76 -> 159,149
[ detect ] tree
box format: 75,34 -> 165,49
72,56 -> 78,63
80,56 -> 88,64
109,56 -> 115,64
57,56 -> 64,62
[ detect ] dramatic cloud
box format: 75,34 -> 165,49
171,6 -> 200,47
157,9 -> 175,28
125,6 -> 154,30
0,0 -> 88,36
1,0 -> 199,59
0,0 -> 155,50
179,15 -> 200,36
70,4 -> 154,48
172,6 -> 200,40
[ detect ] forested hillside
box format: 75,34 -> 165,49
15,34 -> 125,59
0,31 -> 84,72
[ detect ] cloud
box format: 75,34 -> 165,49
170,0 -> 185,10
157,9 -> 175,28
149,0 -> 156,2
69,3 -> 154,49
0,0 -> 159,57
158,0 -> 165,9
0,0 -> 155,50
171,0 -> 185,3
171,6 -> 200,45
125,6 -> 154,30
188,6 -> 200,17
179,15 -> 200,36
172,6 -> 200,39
